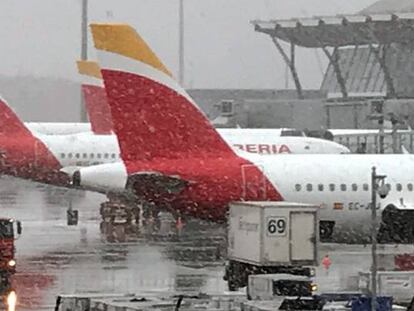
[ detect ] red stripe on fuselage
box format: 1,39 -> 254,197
101,70 -> 283,221
126,157 -> 283,221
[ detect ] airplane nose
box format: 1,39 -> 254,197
341,145 -> 351,154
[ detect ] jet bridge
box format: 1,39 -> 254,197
252,12 -> 414,100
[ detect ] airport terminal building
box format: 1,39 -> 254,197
192,0 -> 414,132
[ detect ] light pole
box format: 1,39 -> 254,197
371,167 -> 387,311
178,0 -> 184,86
80,0 -> 88,122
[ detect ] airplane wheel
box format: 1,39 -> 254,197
320,221 -> 334,241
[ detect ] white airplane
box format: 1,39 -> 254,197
69,22 -> 414,244
72,60 -> 350,155
0,87 -> 348,190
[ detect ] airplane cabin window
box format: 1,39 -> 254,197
61,153 -> 65,159
396,183 -> 402,192
329,184 -> 335,191
83,153 -> 87,159
363,184 -> 369,191
386,183 -> 391,191
111,154 -> 116,159
408,183 -> 413,192
340,184 -> 346,191
97,153 -> 102,159
68,153 -> 73,158
90,153 -> 94,159
75,153 -> 80,159
306,184 -> 313,192
295,184 -> 301,192
318,184 -> 324,191
104,153 -> 109,159
352,184 -> 358,191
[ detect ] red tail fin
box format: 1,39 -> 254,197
77,60 -> 113,135
90,23 -> 234,163
0,96 -> 33,137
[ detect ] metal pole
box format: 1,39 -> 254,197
379,101 -> 385,154
178,0 -> 184,86
371,167 -> 378,311
80,0 -> 88,122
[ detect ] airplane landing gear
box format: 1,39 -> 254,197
319,221 -> 334,241
378,204 -> 414,243
67,201 -> 79,226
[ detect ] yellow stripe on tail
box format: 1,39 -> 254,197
77,60 -> 102,79
90,23 -> 172,77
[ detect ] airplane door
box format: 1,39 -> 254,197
290,212 -> 317,262
241,164 -> 267,200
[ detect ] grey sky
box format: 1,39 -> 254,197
0,0 -> 377,89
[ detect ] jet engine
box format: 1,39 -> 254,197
70,162 -> 128,192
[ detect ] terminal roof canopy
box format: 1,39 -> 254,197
252,13 -> 414,48
361,0 -> 414,14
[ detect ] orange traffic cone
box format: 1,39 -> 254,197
322,254 -> 332,274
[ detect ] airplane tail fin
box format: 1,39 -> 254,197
77,60 -> 113,135
90,23 -> 235,163
0,96 -> 32,136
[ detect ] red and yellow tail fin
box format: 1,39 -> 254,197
77,60 -> 113,135
90,23 -> 234,164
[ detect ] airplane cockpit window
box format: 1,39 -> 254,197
396,183 -> 402,192
340,184 -> 346,191
295,184 -> 301,192
280,129 -> 304,137
363,184 -> 369,191
329,184 -> 335,192
318,184 -> 324,192
408,184 -> 413,192
352,184 -> 358,191
306,184 -> 313,192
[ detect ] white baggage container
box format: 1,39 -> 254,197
359,271 -> 414,304
228,202 -> 319,266
248,273 -> 316,300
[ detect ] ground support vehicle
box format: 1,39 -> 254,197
0,218 -> 21,310
224,202 -> 319,291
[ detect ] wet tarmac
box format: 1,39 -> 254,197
0,176 -> 413,310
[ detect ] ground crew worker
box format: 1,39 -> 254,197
322,254 -> 332,274
176,216 -> 184,238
